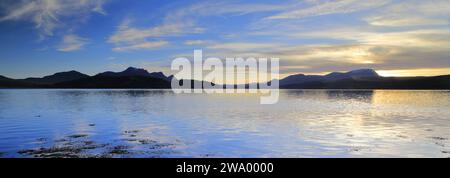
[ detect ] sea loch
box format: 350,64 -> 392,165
0,89 -> 449,158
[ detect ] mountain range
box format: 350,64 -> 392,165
279,69 -> 450,89
1,67 -> 449,89
280,69 -> 380,86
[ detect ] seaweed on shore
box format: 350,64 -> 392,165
138,139 -> 157,145
18,147 -> 83,158
108,145 -> 131,155
17,130 -> 181,158
124,130 -> 141,134
67,134 -> 89,139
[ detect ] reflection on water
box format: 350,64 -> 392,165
0,89 -> 449,157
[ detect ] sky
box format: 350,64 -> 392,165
0,0 -> 449,79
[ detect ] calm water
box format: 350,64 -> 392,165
0,89 -> 449,158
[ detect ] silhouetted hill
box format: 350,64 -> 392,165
96,67 -> 171,81
279,69 -> 450,89
281,74 -> 450,89
22,71 -> 89,84
0,75 -> 40,88
279,74 -> 323,86
325,69 -> 379,80
280,69 -> 380,86
53,76 -> 171,89
0,67 -> 173,89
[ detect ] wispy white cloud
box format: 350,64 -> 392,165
208,42 -> 282,52
186,1 -> 294,16
112,41 -> 169,52
266,0 -> 390,20
108,18 -> 195,45
57,34 -> 89,52
108,17 -> 191,52
92,0 -> 108,15
294,28 -> 450,49
0,0 -> 108,39
184,40 -> 212,46
365,0 -> 450,27
108,1 -> 294,51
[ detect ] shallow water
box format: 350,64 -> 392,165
0,89 -> 449,158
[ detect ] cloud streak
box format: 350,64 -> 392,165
266,0 -> 390,20
0,0 -> 108,39
57,34 -> 89,52
365,0 -> 450,27
112,41 -> 169,52
184,40 -> 212,46
108,1 -> 295,52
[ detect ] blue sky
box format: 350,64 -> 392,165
0,0 -> 449,79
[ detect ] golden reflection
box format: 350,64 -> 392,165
371,90 -> 449,107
